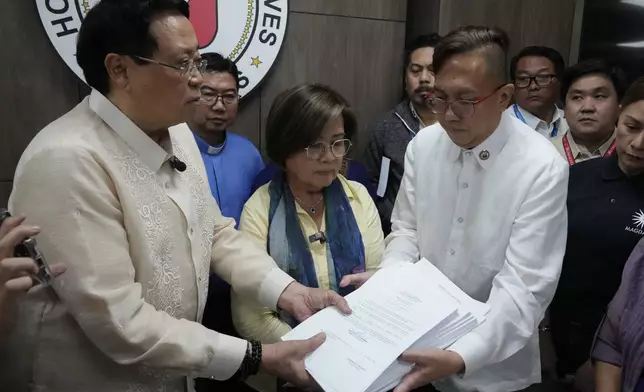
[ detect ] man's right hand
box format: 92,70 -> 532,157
261,332 -> 326,388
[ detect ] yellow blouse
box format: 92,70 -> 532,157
232,175 -> 384,343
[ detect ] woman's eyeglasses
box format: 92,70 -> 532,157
305,139 -> 352,160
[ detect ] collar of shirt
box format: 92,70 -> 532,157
193,132 -> 227,156
409,101 -> 426,129
88,90 -> 172,171
446,113 -> 512,169
600,153 -> 644,183
568,130 -> 616,160
516,104 -> 563,131
602,154 -> 627,181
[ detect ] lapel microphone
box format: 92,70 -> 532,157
308,231 -> 327,244
169,156 -> 187,172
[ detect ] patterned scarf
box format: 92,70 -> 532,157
267,174 -> 366,326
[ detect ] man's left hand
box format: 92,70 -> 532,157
277,281 -> 351,322
394,349 -> 465,392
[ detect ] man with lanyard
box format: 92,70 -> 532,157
362,33 -> 441,236
552,59 -> 626,165
507,46 -> 568,140
187,53 -> 265,392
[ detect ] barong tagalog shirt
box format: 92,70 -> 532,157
381,113 -> 569,392
1,90 -> 294,392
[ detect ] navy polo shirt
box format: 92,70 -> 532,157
550,154 -> 644,375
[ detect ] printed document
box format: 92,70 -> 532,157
282,259 -> 490,392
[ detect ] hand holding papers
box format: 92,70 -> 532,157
281,259 -> 491,392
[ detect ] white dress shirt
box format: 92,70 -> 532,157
506,104 -> 568,140
382,113 -> 569,392
1,90 -> 294,392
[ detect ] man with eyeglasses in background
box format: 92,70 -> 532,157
188,52 -> 265,392
341,26 -> 568,392
507,46 -> 568,140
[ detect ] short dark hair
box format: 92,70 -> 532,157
76,0 -> 190,95
201,53 -> 240,89
621,76 -> 644,109
433,26 -> 510,84
561,59 -> 628,102
404,33 -> 442,70
266,84 -> 357,166
510,46 -> 565,80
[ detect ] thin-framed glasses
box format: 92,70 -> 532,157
305,139 -> 352,160
514,75 -> 557,89
131,55 -> 207,77
200,92 -> 239,106
429,84 -> 506,118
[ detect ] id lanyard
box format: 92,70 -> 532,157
562,135 -> 616,166
513,104 -> 559,138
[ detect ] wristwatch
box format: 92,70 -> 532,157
232,340 -> 262,381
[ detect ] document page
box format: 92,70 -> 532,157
282,263 -> 459,392
367,260 -> 491,392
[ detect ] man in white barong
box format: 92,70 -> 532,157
342,26 -> 569,392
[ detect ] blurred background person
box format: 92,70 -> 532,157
361,33 -> 441,236
552,75 -> 644,391
593,237 -> 644,392
508,46 -> 567,139
553,59 -> 626,165
0,212 -> 65,339
189,52 -> 264,228
188,52 -> 265,392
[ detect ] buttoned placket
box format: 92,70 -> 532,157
157,162 -> 207,314
446,151 -> 477,260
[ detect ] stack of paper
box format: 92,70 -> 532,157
281,259 -> 490,392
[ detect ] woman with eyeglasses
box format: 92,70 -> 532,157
231,84 -> 384,348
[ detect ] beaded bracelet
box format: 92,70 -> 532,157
233,340 -> 262,381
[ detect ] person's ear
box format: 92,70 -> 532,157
498,83 -> 515,111
105,54 -> 131,92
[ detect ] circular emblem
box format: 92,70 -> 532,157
479,150 -> 490,160
36,0 -> 289,98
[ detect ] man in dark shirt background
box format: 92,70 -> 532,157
361,33 -> 441,235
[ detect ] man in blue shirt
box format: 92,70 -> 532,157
189,53 -> 264,392
190,53 -> 264,224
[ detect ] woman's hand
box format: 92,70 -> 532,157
339,270 -> 376,289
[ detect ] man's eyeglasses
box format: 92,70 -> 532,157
514,75 -> 557,89
429,85 -> 506,119
305,139 -> 352,160
131,55 -> 207,77
200,92 -> 239,106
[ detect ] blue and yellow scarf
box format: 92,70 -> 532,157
267,173 -> 366,324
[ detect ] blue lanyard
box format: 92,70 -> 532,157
513,104 -> 558,137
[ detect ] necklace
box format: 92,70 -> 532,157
294,195 -> 324,214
